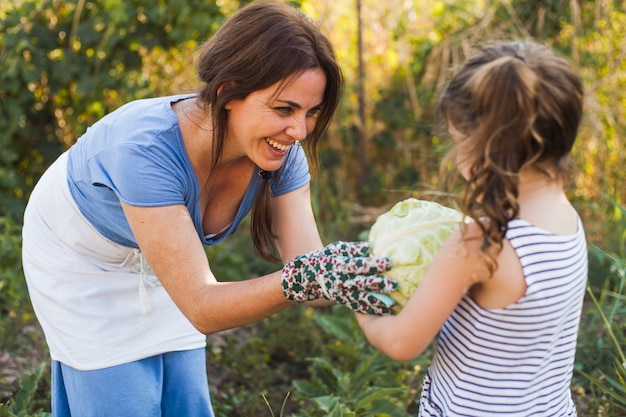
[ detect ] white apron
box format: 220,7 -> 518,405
22,152 -> 206,371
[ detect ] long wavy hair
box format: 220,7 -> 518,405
194,0 -> 343,263
438,40 -> 584,274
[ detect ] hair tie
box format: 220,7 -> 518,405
258,170 -> 272,180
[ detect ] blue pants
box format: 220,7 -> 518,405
51,348 -> 215,417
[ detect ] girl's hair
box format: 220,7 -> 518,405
438,40 -> 584,274
195,0 -> 343,263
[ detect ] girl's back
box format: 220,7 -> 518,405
423,216 -> 586,416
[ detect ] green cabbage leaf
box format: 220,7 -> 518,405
368,198 -> 465,312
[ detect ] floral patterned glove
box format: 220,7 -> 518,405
281,241 -> 397,315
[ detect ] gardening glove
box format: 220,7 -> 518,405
281,241 -> 397,315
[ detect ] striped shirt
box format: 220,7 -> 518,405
419,218 -> 587,416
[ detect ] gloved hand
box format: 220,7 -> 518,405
281,241 -> 397,315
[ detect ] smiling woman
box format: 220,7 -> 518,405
20,1 -> 397,416
218,68 -> 326,173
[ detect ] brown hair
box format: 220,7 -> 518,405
195,0 -> 343,263
438,40 -> 583,274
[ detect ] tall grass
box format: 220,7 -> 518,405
574,197 -> 626,416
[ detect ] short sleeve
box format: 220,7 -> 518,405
87,139 -> 193,207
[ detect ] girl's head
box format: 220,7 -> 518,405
195,1 -> 343,263
438,40 -> 584,271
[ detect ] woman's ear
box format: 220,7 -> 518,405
218,81 -> 237,110
217,81 -> 236,95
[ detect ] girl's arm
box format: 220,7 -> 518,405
356,222 -> 489,361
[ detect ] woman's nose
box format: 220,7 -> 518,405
285,115 -> 308,141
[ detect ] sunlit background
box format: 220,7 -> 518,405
1,1 -> 625,415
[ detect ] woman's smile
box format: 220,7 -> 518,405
265,137 -> 292,154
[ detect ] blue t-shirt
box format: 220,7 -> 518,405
66,95 -> 311,248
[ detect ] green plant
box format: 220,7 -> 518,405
0,217 -> 36,353
262,392 -> 291,417
292,306 -> 427,416
577,245 -> 626,414
293,354 -> 406,416
208,305 -> 332,417
0,0 -> 225,220
574,196 -> 626,415
0,362 -> 50,417
0,217 -> 26,313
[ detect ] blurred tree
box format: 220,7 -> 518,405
299,0 -> 625,249
564,1 -> 626,246
0,0 -> 224,220
1,0 -> 624,245
304,0 -> 488,211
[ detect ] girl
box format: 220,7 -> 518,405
356,40 -> 586,416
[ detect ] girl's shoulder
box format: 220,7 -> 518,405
458,219 -> 526,309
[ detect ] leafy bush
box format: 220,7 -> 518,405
0,217 -> 35,352
574,198 -> 626,416
292,306 -> 429,416
0,0 -> 224,220
0,363 -> 50,417
0,217 -> 25,312
207,305 -> 334,417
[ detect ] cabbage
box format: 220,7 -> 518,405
368,198 -> 465,312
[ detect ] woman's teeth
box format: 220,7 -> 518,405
265,138 -> 290,152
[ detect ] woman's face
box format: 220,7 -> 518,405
224,68 -> 326,172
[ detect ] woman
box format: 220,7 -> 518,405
21,2 -> 395,416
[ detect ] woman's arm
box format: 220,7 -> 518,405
271,183 -> 337,307
121,201 -> 291,335
272,183 -> 324,262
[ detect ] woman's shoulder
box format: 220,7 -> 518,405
75,95 -> 196,152
102,94 -> 194,129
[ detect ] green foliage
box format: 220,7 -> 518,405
293,355 -> 408,416
0,216 -> 36,354
581,280 -> 626,412
292,306 -> 426,416
0,216 -> 49,410
204,217 -> 276,282
208,306 -> 332,417
0,363 -> 50,417
575,199 -> 626,415
0,217 -> 26,316
0,0 -> 224,220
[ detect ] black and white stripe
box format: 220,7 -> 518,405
420,218 -> 587,416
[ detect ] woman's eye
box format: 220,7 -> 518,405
275,107 -> 293,115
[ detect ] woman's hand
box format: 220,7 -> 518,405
281,241 -> 397,315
